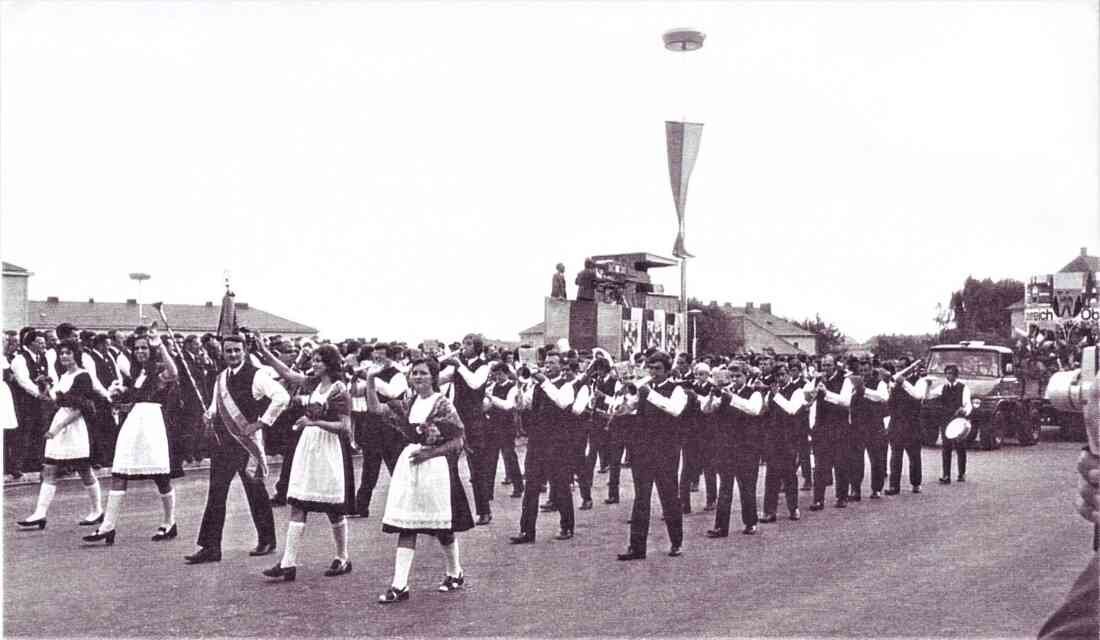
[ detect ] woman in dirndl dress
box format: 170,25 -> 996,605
365,357 -> 473,604
83,329 -> 180,546
256,341 -> 355,582
16,339 -> 104,530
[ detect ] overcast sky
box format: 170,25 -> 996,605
2,1 -> 1097,343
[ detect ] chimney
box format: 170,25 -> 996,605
745,302 -> 754,313
238,302 -> 249,309
761,302 -> 772,314
46,296 -> 59,304
1082,247 -> 1088,257
205,301 -> 213,307
126,299 -> 137,305
87,298 -> 94,303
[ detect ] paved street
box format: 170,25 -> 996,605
4,431 -> 1093,638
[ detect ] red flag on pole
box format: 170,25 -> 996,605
217,288 -> 237,338
666,120 -> 704,259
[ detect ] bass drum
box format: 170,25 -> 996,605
944,417 -> 972,442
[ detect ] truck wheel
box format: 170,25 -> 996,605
981,413 -> 1005,450
1016,405 -> 1042,446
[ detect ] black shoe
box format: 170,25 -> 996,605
184,547 -> 221,564
438,573 -> 465,592
476,514 -> 493,526
789,509 -> 801,521
502,479 -> 512,485
957,475 -> 966,483
152,523 -> 178,541
705,529 -> 728,538
939,477 -> 951,485
760,514 -> 777,523
834,499 -> 848,508
554,529 -> 574,540
83,529 -> 116,545
16,517 -> 47,530
250,542 -> 277,557
617,548 -> 646,561
323,559 -> 353,577
703,500 -> 716,512
262,563 -> 296,582
604,496 -> 619,505
912,485 -> 922,493
509,533 -> 535,545
378,586 -> 410,604
682,505 -> 692,515
539,502 -> 557,512
9,472 -> 22,480
809,502 -> 824,511
690,481 -> 699,492
870,491 -> 882,499
78,512 -> 105,526
849,493 -> 862,502
579,500 -> 593,511
742,525 -> 758,535
884,488 -> 901,496
510,491 -> 524,498
668,545 -> 682,557
598,466 -> 609,474
270,496 -> 287,507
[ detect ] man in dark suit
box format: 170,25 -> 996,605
551,263 -> 567,299
185,334 -> 289,564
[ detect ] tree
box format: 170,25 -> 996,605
793,314 -> 846,354
687,298 -> 744,356
945,276 -> 1023,344
869,333 -> 937,360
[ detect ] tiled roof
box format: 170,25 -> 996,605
726,307 -> 818,337
2,262 -> 30,275
519,321 -> 546,336
26,299 -> 317,335
1059,254 -> 1100,273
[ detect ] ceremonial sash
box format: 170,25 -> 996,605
215,371 -> 268,479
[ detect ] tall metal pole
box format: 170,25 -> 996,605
681,257 -> 687,343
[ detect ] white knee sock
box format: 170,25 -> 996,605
28,483 -> 57,520
85,481 -> 102,519
159,489 -> 176,528
100,490 -> 125,533
442,540 -> 462,577
392,546 -> 415,590
331,518 -> 348,562
280,521 -> 305,568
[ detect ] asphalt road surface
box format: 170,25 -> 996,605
4,430 -> 1093,638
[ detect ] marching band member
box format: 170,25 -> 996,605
352,342 -> 408,519
184,333 -> 288,563
84,330 -> 182,546
848,360 -> 890,499
510,351 -> 576,544
887,356 -> 924,493
602,362 -> 638,505
17,339 -> 103,530
485,362 -> 523,497
678,360 -> 717,514
10,330 -> 49,477
366,357 -> 473,603
806,356 -> 847,509
761,364 -> 804,523
705,365 -> 763,536
439,335 -> 493,526
617,351 -> 686,560
899,363 -> 972,484
566,360 -> 596,511
258,343 -> 355,582
580,355 -> 617,502
789,361 -> 814,492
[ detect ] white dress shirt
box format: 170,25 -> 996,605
901,377 -> 972,416
204,363 -> 290,426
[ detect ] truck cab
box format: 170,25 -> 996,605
919,341 -> 1042,449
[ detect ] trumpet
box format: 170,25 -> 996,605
891,358 -> 924,382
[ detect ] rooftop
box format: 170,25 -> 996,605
26,299 -> 318,335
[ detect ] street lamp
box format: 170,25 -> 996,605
662,28 -> 705,354
688,309 -> 703,357
129,272 -> 150,324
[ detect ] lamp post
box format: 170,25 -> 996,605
688,308 -> 702,358
129,272 -> 151,324
662,28 -> 705,350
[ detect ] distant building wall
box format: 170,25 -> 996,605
2,273 -> 29,331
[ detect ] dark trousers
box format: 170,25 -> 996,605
519,438 -> 573,536
812,425 -> 838,503
582,416 -> 609,489
605,416 -> 632,500
464,413 -> 495,516
941,428 -> 967,478
888,431 -> 922,489
844,431 -> 867,498
566,421 -> 593,502
494,416 -> 523,490
12,399 -> 44,472
196,440 -> 276,550
87,398 -> 116,467
865,428 -> 888,493
628,432 -> 683,553
797,429 -> 813,486
679,423 -> 716,511
355,412 -> 404,515
714,443 -> 759,532
763,436 -> 798,515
